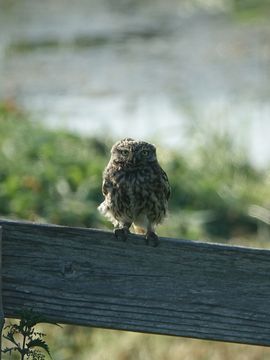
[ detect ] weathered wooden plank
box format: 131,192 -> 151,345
1,218 -> 270,346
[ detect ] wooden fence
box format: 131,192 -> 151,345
1,218 -> 270,354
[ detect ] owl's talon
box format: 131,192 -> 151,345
114,228 -> 129,242
145,232 -> 159,247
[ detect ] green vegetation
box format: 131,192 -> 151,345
232,0 -> 270,21
1,102 -> 269,243
2,310 -> 58,360
1,102 -> 270,359
0,102 -> 107,228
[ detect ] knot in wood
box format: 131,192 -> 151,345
61,262 -> 75,278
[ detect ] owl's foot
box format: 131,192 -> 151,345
114,227 -> 130,242
145,231 -> 159,247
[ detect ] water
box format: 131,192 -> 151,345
1,0 -> 270,167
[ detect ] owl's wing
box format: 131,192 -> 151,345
161,170 -> 171,201
102,177 -> 113,196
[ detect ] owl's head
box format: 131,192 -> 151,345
110,138 -> 157,167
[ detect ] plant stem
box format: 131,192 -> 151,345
21,325 -> 27,360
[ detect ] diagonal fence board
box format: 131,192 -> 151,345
1,218 -> 270,346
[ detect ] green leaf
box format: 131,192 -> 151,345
17,309 -> 61,328
27,339 -> 52,359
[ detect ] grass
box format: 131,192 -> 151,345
11,324 -> 270,360
4,321 -> 270,360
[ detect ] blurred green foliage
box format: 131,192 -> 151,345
233,0 -> 270,11
0,102 -> 108,228
232,0 -> 270,20
1,101 -> 270,242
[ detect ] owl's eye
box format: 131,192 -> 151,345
141,150 -> 149,157
120,149 -> 129,156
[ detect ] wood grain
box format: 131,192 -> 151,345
1,218 -> 270,346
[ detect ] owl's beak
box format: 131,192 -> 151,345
128,154 -> 135,164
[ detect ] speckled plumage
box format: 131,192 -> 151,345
98,138 -> 170,245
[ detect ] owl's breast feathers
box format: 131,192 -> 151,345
101,163 -> 170,225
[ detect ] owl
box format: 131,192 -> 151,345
98,138 -> 170,246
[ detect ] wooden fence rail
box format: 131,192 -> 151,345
1,218 -> 270,347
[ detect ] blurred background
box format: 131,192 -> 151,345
1,0 -> 270,359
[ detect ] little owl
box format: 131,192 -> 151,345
98,138 -> 170,246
